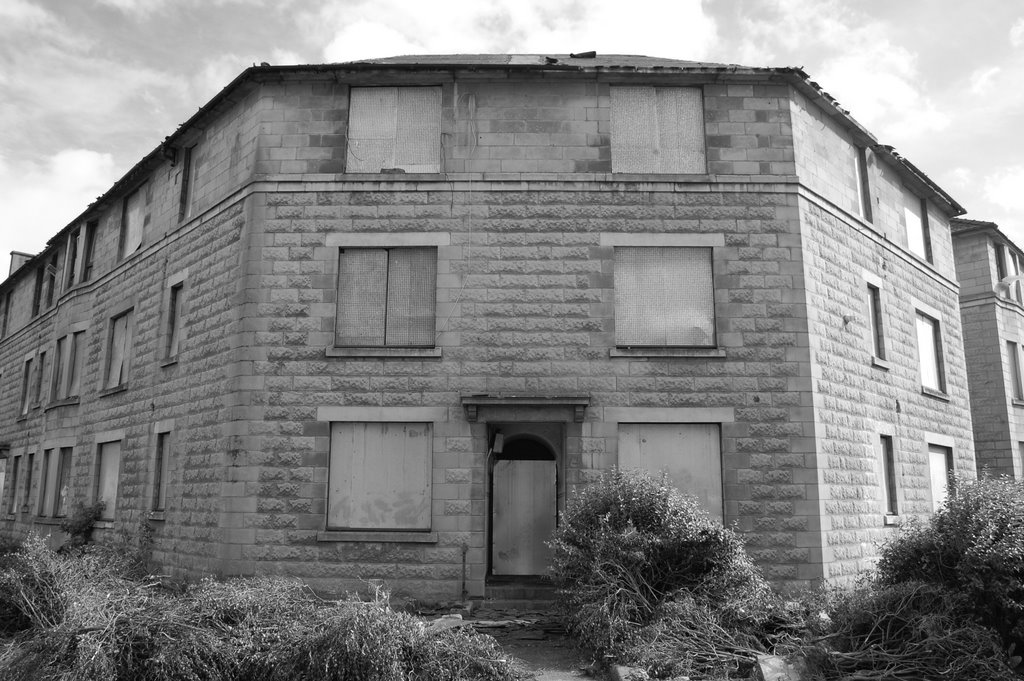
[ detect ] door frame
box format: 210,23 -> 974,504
486,422 -> 564,579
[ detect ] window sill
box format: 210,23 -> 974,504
883,515 -> 901,527
160,356 -> 179,368
871,357 -> 891,371
921,386 -> 950,402
1013,399 -> 1024,408
326,346 -> 442,359
610,347 -> 725,359
148,510 -> 166,521
45,397 -> 81,411
16,414 -> 28,423
33,517 -> 62,526
93,520 -> 114,529
98,384 -> 128,398
316,530 -> 438,543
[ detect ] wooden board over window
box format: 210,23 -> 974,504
347,87 -> 441,173
328,422 -> 432,530
618,423 -> 723,520
611,86 -> 706,173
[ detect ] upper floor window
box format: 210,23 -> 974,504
81,221 -> 97,282
853,147 -> 873,222
867,284 -> 885,361
164,281 -> 185,360
65,227 -> 80,290
179,145 -> 197,222
346,87 -> 441,174
104,309 -> 134,390
1009,341 -> 1024,401
916,311 -> 945,394
996,243 -> 1023,303
335,247 -> 437,348
19,357 -> 32,415
879,435 -> 898,516
52,330 -> 85,401
610,86 -> 706,174
903,187 -> 931,263
614,246 -> 715,347
120,185 -> 147,258
42,252 -> 58,309
1,291 -> 10,337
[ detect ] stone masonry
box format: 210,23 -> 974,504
0,55 -> 974,598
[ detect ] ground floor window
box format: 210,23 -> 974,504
327,422 -> 432,531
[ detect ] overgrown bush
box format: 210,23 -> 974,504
58,500 -> 105,551
0,535 -> 529,681
801,581 -> 1019,680
549,469 -> 773,658
875,475 -> 1024,653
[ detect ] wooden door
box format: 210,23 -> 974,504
491,459 -> 556,576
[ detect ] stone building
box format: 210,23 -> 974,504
951,218 -> 1024,478
0,55 -> 974,598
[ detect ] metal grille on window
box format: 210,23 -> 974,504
615,247 -> 715,347
336,248 -> 436,347
611,87 -> 706,174
347,87 -> 440,173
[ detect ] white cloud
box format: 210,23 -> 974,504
968,66 -> 1001,95
0,0 -> 53,30
313,0 -> 717,63
0,149 -> 119,274
1011,18 -> 1024,48
984,165 -> 1024,213
731,0 -> 949,141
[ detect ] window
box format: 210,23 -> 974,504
0,457 -> 6,517
19,357 -> 32,414
152,432 -> 170,511
328,422 -> 432,530
903,188 -> 931,262
179,145 -> 197,221
31,267 -> 43,316
95,441 -> 121,520
996,244 -> 1023,303
81,221 -> 97,282
618,423 -> 723,520
54,448 -> 71,517
335,248 -> 437,347
43,252 -> 58,308
611,86 -> 706,174
165,282 -> 184,359
7,455 -> 19,514
1,291 -> 10,337
853,147 -> 872,221
120,185 -> 146,258
51,337 -> 65,401
614,247 -> 715,347
52,331 -> 85,400
34,350 -> 47,405
879,435 -> 897,516
38,449 -> 54,517
346,87 -> 441,173
867,284 -> 885,360
65,227 -> 80,289
1010,341 -> 1024,401
928,444 -> 953,512
916,312 -> 945,393
22,453 -> 33,513
104,310 -> 133,389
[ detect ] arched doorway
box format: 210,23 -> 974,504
489,431 -> 558,577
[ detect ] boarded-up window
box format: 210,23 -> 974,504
153,432 -> 170,512
55,447 -> 72,517
928,444 -> 953,513
611,86 -> 706,173
67,331 -> 85,398
347,87 -> 441,173
105,311 -> 133,389
867,284 -> 885,360
166,283 -> 184,358
38,449 -> 56,517
903,188 -> 931,262
96,441 -> 121,520
336,248 -> 437,347
328,422 -> 432,530
121,186 -> 145,257
0,458 -> 6,517
614,247 -> 715,347
916,312 -> 944,392
20,358 -> 32,414
7,455 -> 19,514
617,423 -> 723,520
879,435 -> 898,516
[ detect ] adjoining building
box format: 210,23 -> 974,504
952,218 -> 1024,478
0,54 -> 974,598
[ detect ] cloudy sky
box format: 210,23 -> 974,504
1,0 -> 1021,276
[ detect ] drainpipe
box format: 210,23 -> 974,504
461,544 -> 468,602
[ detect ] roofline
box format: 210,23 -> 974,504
951,217 -> 1021,253
9,58 -> 965,287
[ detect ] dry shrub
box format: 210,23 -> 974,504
549,469 -> 773,659
802,581 -> 1018,681
0,535 -> 529,681
876,475 -> 1024,654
